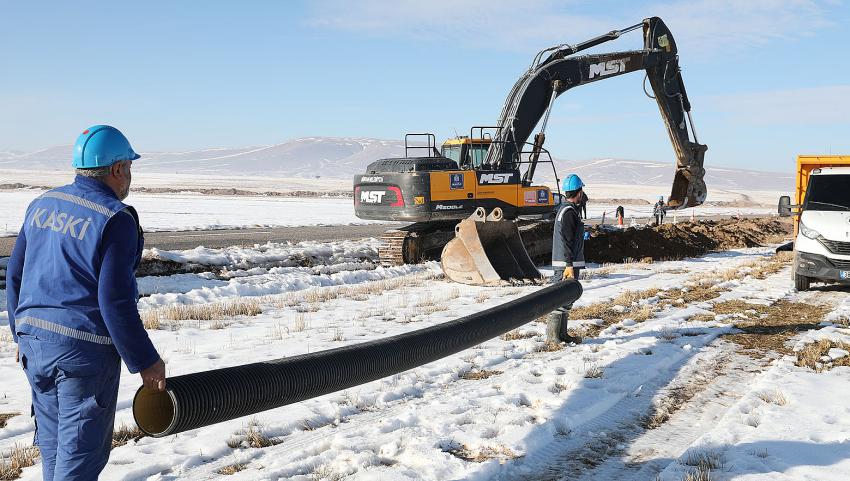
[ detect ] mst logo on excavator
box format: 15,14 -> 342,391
588,58 -> 630,79
360,190 -> 385,203
478,172 -> 517,184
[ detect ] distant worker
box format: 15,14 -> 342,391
615,205 -> 625,227
654,195 -> 666,226
579,190 -> 588,219
548,173 -> 585,344
6,125 -> 166,481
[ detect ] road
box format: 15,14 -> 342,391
0,213 -> 776,257
0,223 -> 404,257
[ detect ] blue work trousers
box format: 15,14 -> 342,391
18,334 -> 121,481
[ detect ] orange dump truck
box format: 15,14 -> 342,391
779,155 -> 850,290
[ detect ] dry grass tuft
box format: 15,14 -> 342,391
217,462 -> 247,475
689,313 -> 716,323
629,305 -> 656,322
292,314 -> 309,333
446,443 -> 520,463
679,448 -> 725,479
227,420 -> 281,449
310,464 -> 346,481
142,297 -> 262,329
300,417 -> 334,431
722,300 -> 830,355
501,330 -> 536,341
583,363 -> 604,379
748,251 -> 793,279
795,339 -> 850,372
755,389 -> 788,406
663,284 -> 721,305
0,413 -> 18,430
643,387 -> 688,429
420,303 -> 449,315
681,466 -> 714,481
535,341 -> 564,352
111,424 -> 145,449
475,292 -> 491,303
0,444 -> 39,481
570,287 -> 663,338
550,379 -> 572,394
612,289 -> 661,307
459,369 -> 503,381
569,303 -> 610,321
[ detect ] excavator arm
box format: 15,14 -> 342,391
484,17 -> 707,208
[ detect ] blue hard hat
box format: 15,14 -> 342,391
561,174 -> 585,192
72,125 -> 140,168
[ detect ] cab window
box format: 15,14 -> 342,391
469,143 -> 489,168
442,145 -> 461,163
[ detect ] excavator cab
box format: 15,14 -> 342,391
441,137 -> 492,170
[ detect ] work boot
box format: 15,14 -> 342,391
546,311 -> 581,344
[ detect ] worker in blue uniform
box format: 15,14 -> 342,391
547,174 -> 585,344
6,125 -> 166,481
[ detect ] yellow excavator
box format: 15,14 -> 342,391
354,17 -> 707,284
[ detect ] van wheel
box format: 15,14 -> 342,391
794,273 -> 811,291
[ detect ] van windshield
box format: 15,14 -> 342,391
804,175 -> 850,211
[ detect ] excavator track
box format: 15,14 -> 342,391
378,221 -> 459,266
378,229 -> 419,267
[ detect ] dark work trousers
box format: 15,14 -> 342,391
549,268 -> 582,341
655,213 -> 664,226
18,333 -> 121,481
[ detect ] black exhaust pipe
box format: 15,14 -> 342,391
133,280 -> 582,437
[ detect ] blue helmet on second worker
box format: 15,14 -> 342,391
72,125 -> 140,168
562,174 -> 585,193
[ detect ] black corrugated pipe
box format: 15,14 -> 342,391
133,279 -> 582,437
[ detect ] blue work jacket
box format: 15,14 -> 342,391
7,175 -> 158,373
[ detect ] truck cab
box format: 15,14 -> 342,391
780,156 -> 850,290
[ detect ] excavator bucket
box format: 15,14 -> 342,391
667,141 -> 708,209
441,208 -> 542,285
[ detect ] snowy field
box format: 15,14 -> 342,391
0,187 -> 774,237
2,238 -> 850,480
0,190 -> 381,236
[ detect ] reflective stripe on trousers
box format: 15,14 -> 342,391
16,317 -> 113,346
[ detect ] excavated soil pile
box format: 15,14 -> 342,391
584,218 -> 791,264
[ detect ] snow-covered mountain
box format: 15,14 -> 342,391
0,137 -> 792,191
543,158 -> 793,192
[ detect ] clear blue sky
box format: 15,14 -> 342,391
1,0 -> 848,172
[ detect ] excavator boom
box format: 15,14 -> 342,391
485,17 -> 707,208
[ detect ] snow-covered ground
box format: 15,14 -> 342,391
0,190 -> 381,236
0,187 -> 774,237
2,237 -> 849,480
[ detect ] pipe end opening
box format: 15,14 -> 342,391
133,387 -> 176,437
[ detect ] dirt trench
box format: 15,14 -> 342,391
583,218 -> 792,264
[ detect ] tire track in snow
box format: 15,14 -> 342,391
493,341 -> 748,481
506,276 -> 846,481
567,344 -> 769,481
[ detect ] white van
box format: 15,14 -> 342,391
780,166 -> 850,290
